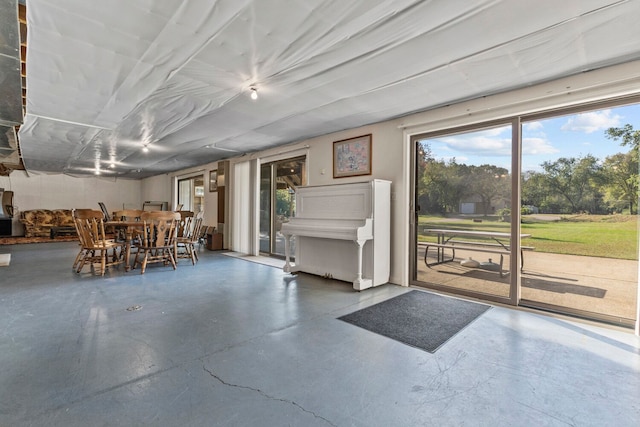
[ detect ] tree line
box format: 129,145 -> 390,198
418,125 -> 639,215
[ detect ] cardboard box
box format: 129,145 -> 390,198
206,232 -> 223,250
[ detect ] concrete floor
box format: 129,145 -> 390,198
1,242 -> 639,426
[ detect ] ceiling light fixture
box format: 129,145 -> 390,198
211,145 -> 241,152
250,87 -> 258,100
142,144 -> 150,153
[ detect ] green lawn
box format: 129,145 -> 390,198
418,214 -> 638,260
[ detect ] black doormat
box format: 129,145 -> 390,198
338,290 -> 491,353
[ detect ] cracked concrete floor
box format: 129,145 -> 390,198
1,242 -> 639,426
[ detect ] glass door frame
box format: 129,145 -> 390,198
177,173 -> 204,213
259,156 -> 306,258
409,95 -> 640,326
409,118 -> 521,306
518,98 -> 639,326
259,163 -> 273,255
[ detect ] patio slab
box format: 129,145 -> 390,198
417,248 -> 638,322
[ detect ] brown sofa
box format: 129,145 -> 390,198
19,209 -> 75,238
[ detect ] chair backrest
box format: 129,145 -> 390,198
139,211 -> 180,248
73,208 -> 101,219
113,209 -> 144,221
98,202 -> 111,221
177,211 -> 195,238
190,217 -> 204,242
73,209 -> 108,248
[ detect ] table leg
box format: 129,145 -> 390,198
124,241 -> 132,271
123,228 -> 134,271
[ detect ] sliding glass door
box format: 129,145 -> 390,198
413,123 -> 516,303
519,104 -> 639,326
259,157 -> 306,258
411,100 -> 639,326
259,164 -> 272,253
177,175 -> 204,213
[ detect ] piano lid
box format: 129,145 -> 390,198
295,180 -> 377,220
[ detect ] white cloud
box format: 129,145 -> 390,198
441,135 -> 511,156
522,137 -> 559,155
524,121 -> 544,131
560,109 -> 621,134
438,126 -> 512,156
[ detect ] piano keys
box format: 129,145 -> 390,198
281,179 -> 391,290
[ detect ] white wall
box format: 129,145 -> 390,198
140,174 -> 171,207
230,161 -> 252,253
0,171 -> 142,235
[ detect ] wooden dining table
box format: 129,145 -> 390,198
105,220 -> 145,271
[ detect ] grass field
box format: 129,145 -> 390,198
418,214 -> 639,260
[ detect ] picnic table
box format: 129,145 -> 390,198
420,228 -> 533,277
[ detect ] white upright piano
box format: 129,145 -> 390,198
281,179 -> 391,291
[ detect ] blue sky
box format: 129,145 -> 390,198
422,103 -> 640,172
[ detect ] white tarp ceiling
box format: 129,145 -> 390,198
17,0 -> 640,179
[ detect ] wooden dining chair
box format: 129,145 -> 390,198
198,223 -> 214,248
72,208 -> 96,270
73,209 -> 125,276
177,215 -> 204,265
176,211 -> 194,239
132,211 -> 180,274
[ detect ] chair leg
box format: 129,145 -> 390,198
73,249 -> 84,270
140,250 -> 149,274
188,243 -> 196,265
76,251 -> 89,273
100,250 -> 107,276
192,243 -> 199,261
76,257 -> 84,273
132,250 -> 141,270
167,248 -> 177,270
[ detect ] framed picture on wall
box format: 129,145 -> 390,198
209,170 -> 218,192
333,134 -> 372,178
